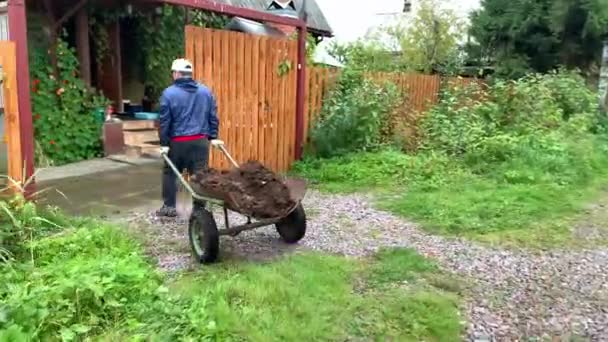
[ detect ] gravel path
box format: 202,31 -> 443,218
128,191 -> 608,341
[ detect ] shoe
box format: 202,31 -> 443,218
156,205 -> 178,218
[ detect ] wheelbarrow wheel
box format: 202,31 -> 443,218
188,209 -> 219,264
275,203 -> 307,244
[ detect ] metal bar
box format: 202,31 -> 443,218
219,217 -> 280,236
161,152 -> 223,204
154,0 -> 306,28
217,144 -> 239,168
223,206 -> 230,230
8,0 -> 35,196
294,24 -> 307,160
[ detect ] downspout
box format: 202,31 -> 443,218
8,0 -> 35,194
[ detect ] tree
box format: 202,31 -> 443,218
327,0 -> 465,74
392,0 -> 465,74
468,0 -> 608,78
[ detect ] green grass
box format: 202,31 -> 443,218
168,248 -> 461,341
1,215 -> 463,341
294,146 -> 608,248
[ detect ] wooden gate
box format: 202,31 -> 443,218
185,26 -> 298,172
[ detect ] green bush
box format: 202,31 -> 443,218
307,70 -> 401,158
30,37 -> 109,166
295,70 -> 608,245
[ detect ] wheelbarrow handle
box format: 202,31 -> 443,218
213,142 -> 240,168
160,152 -> 221,204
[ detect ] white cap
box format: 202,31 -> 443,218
171,58 -> 193,73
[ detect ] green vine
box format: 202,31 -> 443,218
190,10 -> 230,28
30,36 -> 109,166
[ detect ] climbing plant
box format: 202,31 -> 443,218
190,9 -> 230,28
30,37 -> 109,166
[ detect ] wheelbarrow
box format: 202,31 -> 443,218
161,141 -> 307,264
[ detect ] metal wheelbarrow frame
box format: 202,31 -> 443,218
161,142 -> 307,264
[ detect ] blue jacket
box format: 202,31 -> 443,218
159,78 -> 219,146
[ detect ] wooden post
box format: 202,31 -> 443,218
75,7 -> 91,86
8,0 -> 35,193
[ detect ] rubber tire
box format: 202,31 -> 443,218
188,209 -> 220,264
275,204 -> 307,244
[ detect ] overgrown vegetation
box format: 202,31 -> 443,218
306,70 -> 402,158
0,197 -> 461,340
30,37 -> 109,166
297,70 -> 608,247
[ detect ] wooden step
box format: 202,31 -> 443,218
125,143 -> 161,159
121,119 -> 158,131
123,129 -> 159,145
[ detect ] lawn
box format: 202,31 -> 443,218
0,202 -> 463,341
293,146 -> 608,249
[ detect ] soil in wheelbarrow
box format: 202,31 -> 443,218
191,161 -> 296,219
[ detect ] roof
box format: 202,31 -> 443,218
218,0 -> 333,36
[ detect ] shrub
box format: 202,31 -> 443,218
30,37 -> 109,166
420,71 -> 601,162
307,69 -> 401,158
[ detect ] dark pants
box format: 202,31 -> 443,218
162,139 -> 210,209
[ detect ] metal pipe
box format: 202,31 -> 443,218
8,0 -> 35,196
219,217 -> 281,236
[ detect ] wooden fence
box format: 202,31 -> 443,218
302,69 -> 484,147
185,25 -> 483,170
185,26 -> 298,172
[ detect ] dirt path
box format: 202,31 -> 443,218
126,191 -> 608,341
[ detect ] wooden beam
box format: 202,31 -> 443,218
75,8 -> 91,86
151,0 -> 306,28
8,0 -> 35,194
52,0 -> 89,30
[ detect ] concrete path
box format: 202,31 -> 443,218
38,158 -> 163,217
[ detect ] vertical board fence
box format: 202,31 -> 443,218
185,25 -> 483,170
303,69 -> 484,147
185,26 -> 298,172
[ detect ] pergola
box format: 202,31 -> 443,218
7,0 -> 309,193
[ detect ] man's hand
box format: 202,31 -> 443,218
210,139 -> 224,149
160,146 -> 170,155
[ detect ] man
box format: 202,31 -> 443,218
157,58 -> 219,217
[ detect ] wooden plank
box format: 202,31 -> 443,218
258,37 -> 268,168
271,39 -> 282,172
227,32 -> 237,169
202,28 -> 213,89
276,39 -> 287,172
310,68 -> 320,126
0,42 -> 22,186
303,62 -> 311,144
251,35 -> 260,165
194,27 -> 204,82
184,26 -> 194,67
286,40 -> 298,168
212,28 -> 223,168
243,33 -> 254,163
235,32 -> 245,165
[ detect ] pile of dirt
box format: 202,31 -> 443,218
191,161 -> 295,219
